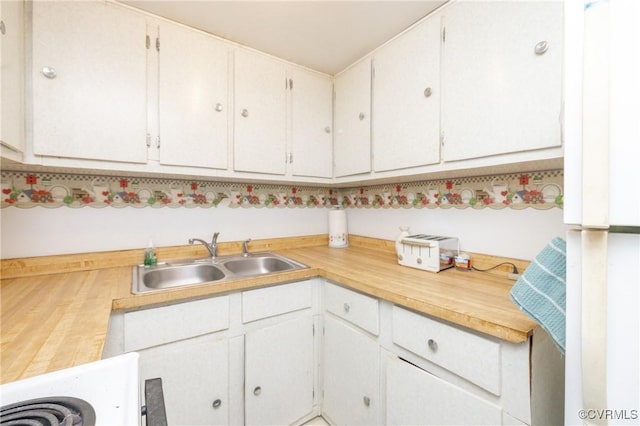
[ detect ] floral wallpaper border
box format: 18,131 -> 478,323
1,170 -> 563,210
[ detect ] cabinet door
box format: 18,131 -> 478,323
386,355 -> 502,425
138,334 -> 229,425
291,69 -> 333,179
372,16 -> 441,172
158,22 -> 228,169
31,1 -> 147,163
245,315 -> 314,425
441,1 -> 563,162
322,315 -> 380,425
0,0 -> 24,155
234,49 -> 287,175
333,59 -> 372,177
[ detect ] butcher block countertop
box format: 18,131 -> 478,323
0,235 -> 537,384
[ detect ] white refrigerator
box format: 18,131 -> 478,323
564,0 -> 640,425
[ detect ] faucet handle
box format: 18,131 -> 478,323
242,238 -> 252,256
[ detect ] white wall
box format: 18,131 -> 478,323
1,205 -> 565,260
346,207 -> 567,260
0,207 -> 328,258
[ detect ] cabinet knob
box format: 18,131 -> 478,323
253,386 -> 262,396
41,66 -> 57,79
241,109 -> 249,118
424,87 -> 432,97
343,303 -> 350,313
363,396 -> 371,407
324,126 -> 331,134
428,338 -> 438,351
358,112 -> 365,121
534,40 -> 549,55
212,399 -> 222,409
215,103 -> 223,112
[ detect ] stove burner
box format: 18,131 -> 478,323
1,396 -> 95,426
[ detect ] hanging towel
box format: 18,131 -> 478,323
510,237 -> 567,354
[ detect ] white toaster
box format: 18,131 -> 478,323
397,234 -> 459,272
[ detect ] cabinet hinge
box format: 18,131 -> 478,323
146,133 -> 151,147
145,35 -> 150,49
440,131 -> 445,147
312,324 -> 315,336
442,26 -> 446,43
289,78 -> 293,90
156,37 -> 160,52
156,136 -> 161,149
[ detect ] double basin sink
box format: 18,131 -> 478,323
132,252 -> 308,294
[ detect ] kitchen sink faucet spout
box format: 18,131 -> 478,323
189,232 -> 220,258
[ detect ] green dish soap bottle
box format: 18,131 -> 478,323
144,238 -> 157,267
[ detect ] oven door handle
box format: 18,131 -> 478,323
142,378 -> 168,426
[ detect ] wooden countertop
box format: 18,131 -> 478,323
0,236 -> 537,385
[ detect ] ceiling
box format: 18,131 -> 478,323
119,1 -> 447,75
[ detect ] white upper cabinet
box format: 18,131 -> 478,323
0,0 -> 25,159
31,1 -> 148,163
333,59 -> 372,177
372,15 -> 442,172
441,1 -> 563,162
157,21 -> 229,170
234,49 -> 287,175
290,68 -> 333,179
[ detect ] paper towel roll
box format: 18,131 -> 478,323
328,207 -> 348,248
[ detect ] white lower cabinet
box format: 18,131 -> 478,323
138,334 -> 230,425
245,315 -> 315,425
322,315 -> 380,425
386,354 -> 502,425
104,278 -> 562,425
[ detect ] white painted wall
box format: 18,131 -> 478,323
1,205 -> 565,260
345,207 -> 567,260
0,207 -> 328,258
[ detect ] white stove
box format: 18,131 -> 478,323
0,353 -> 140,425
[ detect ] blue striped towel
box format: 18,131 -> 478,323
510,237 -> 566,354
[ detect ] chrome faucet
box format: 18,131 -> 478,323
189,232 -> 220,258
242,238 -> 252,257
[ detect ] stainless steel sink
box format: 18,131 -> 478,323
132,252 -> 308,294
141,263 -> 226,290
223,256 -> 299,276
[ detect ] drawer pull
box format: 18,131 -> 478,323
428,338 -> 438,351
212,399 -> 222,409
343,303 -> 351,313
253,386 -> 262,396
363,396 -> 371,407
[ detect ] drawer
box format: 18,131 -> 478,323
242,280 -> 312,323
392,306 -> 501,395
324,282 -> 379,335
124,295 -> 229,351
